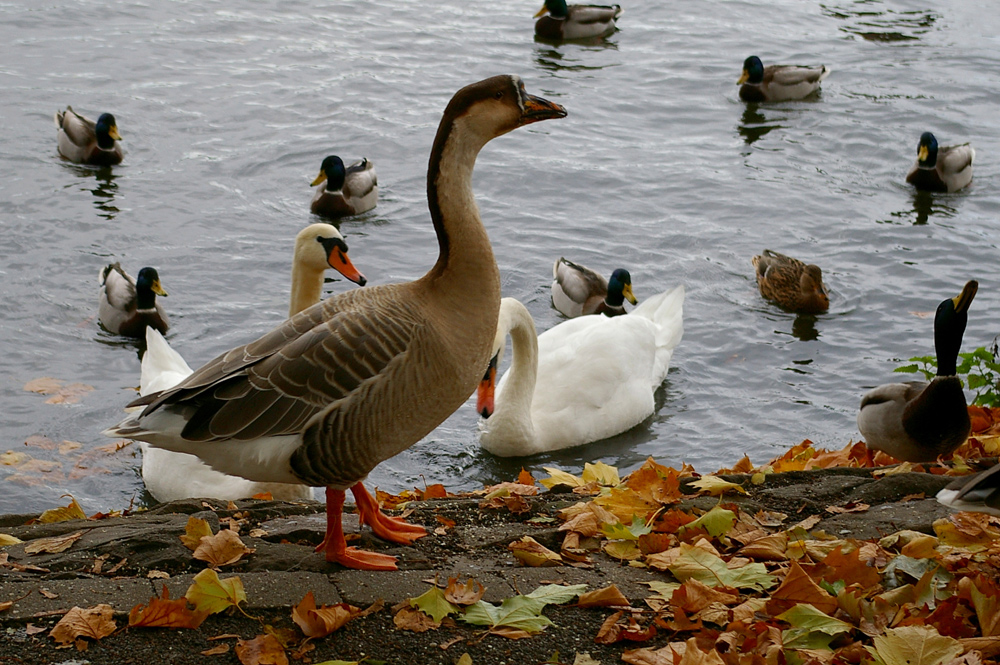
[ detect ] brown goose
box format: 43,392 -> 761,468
55,106 -> 123,166
98,264 -> 169,337
752,250 -> 829,314
106,75 -> 567,570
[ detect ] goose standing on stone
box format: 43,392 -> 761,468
55,107 -> 123,166
310,156 -> 378,218
551,258 -> 637,318
737,56 -> 829,102
906,132 -> 975,193
534,0 -> 623,41
106,75 -> 567,570
858,280 -> 977,462
98,264 -> 169,337
477,286 -> 683,457
138,223 -> 367,504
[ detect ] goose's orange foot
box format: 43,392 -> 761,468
351,483 -> 427,545
320,486 -> 399,571
327,546 -> 398,571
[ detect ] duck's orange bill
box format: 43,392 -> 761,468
328,247 -> 367,286
477,355 -> 497,418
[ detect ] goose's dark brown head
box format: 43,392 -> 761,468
440,75 -> 567,146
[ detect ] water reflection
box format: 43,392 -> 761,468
737,105 -> 783,146
888,190 -> 958,225
533,32 -> 621,49
820,1 -> 939,42
65,164 -> 120,220
791,314 -> 821,342
533,43 -> 619,74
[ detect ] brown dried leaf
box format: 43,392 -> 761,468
393,604 -> 440,632
49,605 -> 116,645
825,502 -> 870,514
444,577 -> 485,606
508,536 -> 562,567
0,600 -> 13,612
128,586 -> 209,629
234,634 -> 288,665
25,531 -> 83,554
180,516 -> 213,551
193,529 -> 253,568
766,560 -> 837,615
578,584 -> 631,608
290,592 -> 358,638
37,497 -> 87,523
202,644 -> 230,656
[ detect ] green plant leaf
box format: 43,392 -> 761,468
893,364 -> 920,374
779,603 -> 853,650
668,543 -> 776,590
410,586 -> 460,622
602,515 -> 651,541
680,506 -> 736,538
460,584 -> 586,634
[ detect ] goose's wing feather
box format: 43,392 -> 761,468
938,464 -> 1000,515
56,107 -> 97,147
566,4 -> 623,24
132,288 -> 423,443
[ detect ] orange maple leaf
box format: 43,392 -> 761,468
765,560 -> 837,615
517,468 -> 535,485
420,483 -> 448,500
128,586 -> 209,629
290,592 -> 358,639
818,545 -> 882,589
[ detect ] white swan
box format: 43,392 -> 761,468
136,223 -> 367,503
477,286 -> 684,457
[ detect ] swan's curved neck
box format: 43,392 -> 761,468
488,303 -> 540,454
288,260 -> 325,317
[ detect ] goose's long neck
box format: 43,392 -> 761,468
425,118 -> 501,314
288,260 -> 325,317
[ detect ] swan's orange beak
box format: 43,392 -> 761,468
477,355 -> 497,418
327,246 -> 367,286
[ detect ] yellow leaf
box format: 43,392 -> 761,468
582,461 -> 620,487
508,536 -> 562,567
867,625 -> 962,665
37,497 -> 87,523
603,540 -> 642,561
688,476 -> 746,496
0,534 -> 23,547
184,569 -> 246,615
540,467 -> 584,489
180,516 -> 214,551
1,451 -> 29,466
457,654 -> 473,665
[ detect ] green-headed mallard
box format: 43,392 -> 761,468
534,0 -> 622,41
858,280 -> 978,462
476,287 -> 683,456
752,250 -> 829,314
551,258 -> 637,318
310,155 -> 378,218
906,132 -> 975,193
98,264 -> 168,337
55,106 -> 123,166
105,75 -> 567,571
738,56 -> 830,102
937,463 -> 1000,516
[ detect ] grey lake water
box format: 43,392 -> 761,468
1,0 -> 998,515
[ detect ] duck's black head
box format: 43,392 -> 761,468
917,132 -> 939,168
312,155 -> 347,192
740,56 -> 765,85
538,0 -> 569,18
606,268 -> 637,307
135,267 -> 167,309
934,280 -> 977,376
95,113 -> 121,149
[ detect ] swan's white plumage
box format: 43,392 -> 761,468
480,285 -> 684,457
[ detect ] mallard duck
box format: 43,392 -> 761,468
937,463 -> 1000,516
752,250 -> 829,314
906,132 -> 975,193
54,106 -> 123,166
310,156 -> 378,218
534,0 -> 623,41
551,258 -> 637,318
858,280 -> 978,462
738,56 -> 830,102
138,223 -> 367,504
98,264 -> 168,338
106,75 -> 567,570
477,286 -> 683,457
